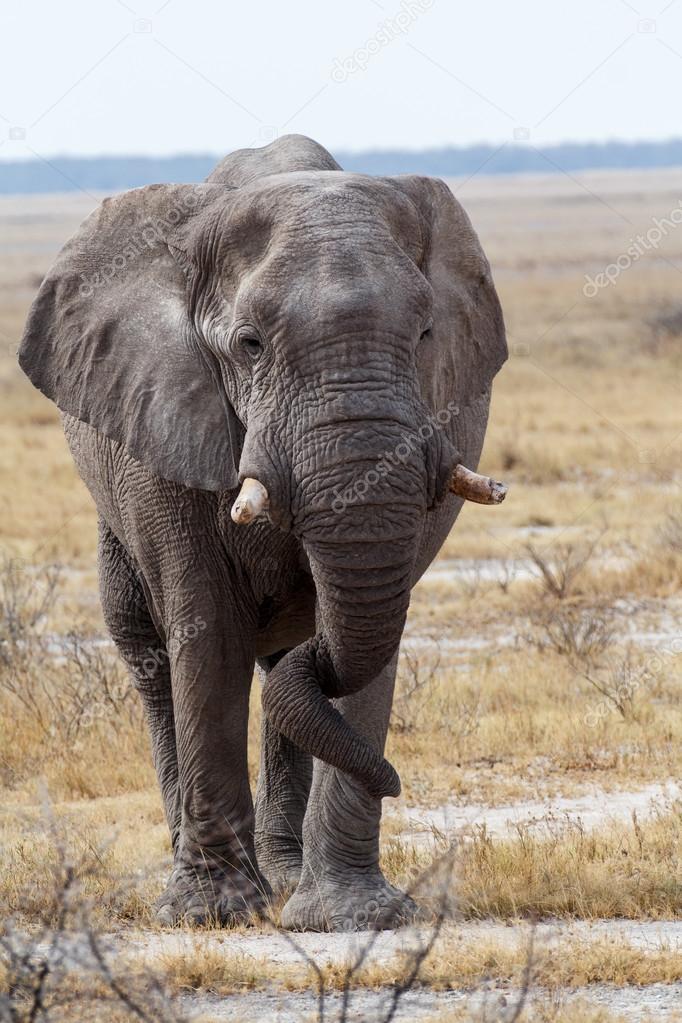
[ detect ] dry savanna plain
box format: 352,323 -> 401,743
0,166 -> 681,1022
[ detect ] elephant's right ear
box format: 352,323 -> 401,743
18,183 -> 243,492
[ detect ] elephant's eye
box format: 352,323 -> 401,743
237,330 -> 264,361
419,323 -> 433,344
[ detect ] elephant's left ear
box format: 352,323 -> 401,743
384,176 -> 507,417
18,183 -> 244,492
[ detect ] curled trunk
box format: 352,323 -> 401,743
261,424 -> 428,798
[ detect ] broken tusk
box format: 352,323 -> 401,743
231,478 -> 270,524
449,464 -> 508,505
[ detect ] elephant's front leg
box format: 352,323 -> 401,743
281,653 -> 416,931
254,658 -> 312,895
155,594 -> 270,927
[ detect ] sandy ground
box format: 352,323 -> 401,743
178,983 -> 682,1022
392,781 -> 682,846
98,917 -> 682,968
27,917 -> 682,1022
24,782 -> 680,1023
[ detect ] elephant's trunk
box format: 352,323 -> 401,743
261,417 -> 430,797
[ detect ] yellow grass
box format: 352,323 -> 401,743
2,171 -> 682,1016
384,804 -> 682,921
425,1002 -> 672,1023
156,930 -> 682,992
7,933 -> 676,1023
1,797 -> 679,929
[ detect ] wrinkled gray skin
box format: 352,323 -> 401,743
19,135 -> 506,931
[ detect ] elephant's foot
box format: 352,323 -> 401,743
281,872 -> 418,932
255,831 -> 304,897
154,861 -> 271,927
256,849 -> 302,898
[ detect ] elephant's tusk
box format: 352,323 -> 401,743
231,478 -> 270,524
449,464 -> 508,505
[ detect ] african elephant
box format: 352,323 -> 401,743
19,134 -> 507,931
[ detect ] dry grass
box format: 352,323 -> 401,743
2,171 -> 682,1018
159,943 -> 288,994
458,806 -> 682,920
0,558 -> 154,803
2,795 -> 679,931
0,819 -> 184,1023
388,640 -> 682,806
382,802 -> 682,921
369,934 -> 682,990
0,798 -> 168,928
426,1001 -> 676,1023
155,930 -> 682,993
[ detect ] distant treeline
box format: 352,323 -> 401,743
1,138 -> 682,194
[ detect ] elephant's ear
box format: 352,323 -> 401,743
18,183 -> 243,492
385,176 -> 507,419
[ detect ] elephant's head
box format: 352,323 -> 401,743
19,134 -> 507,798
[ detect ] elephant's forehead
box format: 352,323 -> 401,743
228,172 -> 424,252
242,241 -> 431,342
217,173 -> 431,332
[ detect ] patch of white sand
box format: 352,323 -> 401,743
178,982 -> 682,1022
118,918 -> 682,969
393,781 -> 681,846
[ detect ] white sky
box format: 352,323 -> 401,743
1,0 -> 681,161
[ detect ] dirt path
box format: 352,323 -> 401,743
22,781 -> 682,1023
116,918 -> 682,969
28,922 -> 682,1022
179,982 -> 682,1022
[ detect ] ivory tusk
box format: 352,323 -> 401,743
449,464 -> 508,505
231,478 -> 270,524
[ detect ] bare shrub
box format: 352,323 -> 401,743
571,644 -> 648,722
496,559 -> 518,595
392,644 -> 442,734
525,530 -> 604,600
448,689 -> 483,751
657,510 -> 682,554
393,644 -> 482,756
0,808 -> 184,1023
460,563 -> 484,601
0,556 -> 59,668
525,602 -> 615,664
1,631 -> 137,747
0,557 -> 144,788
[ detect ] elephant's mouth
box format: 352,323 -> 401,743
231,462 -> 507,798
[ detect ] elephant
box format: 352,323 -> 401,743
18,134 -> 507,932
